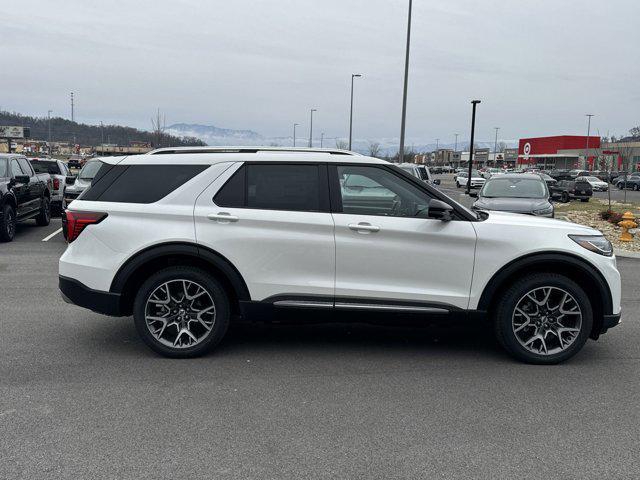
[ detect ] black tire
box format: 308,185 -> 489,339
0,204 -> 16,242
634,184 -> 639,191
35,197 -> 51,226
561,192 -> 569,203
494,273 -> 593,364
133,266 -> 230,358
617,183 -> 624,190
456,182 -> 460,188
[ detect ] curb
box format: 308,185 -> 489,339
614,249 -> 640,259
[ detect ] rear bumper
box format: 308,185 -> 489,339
59,275 -> 123,316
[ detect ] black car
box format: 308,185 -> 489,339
0,154 -> 52,241
550,179 -> 592,202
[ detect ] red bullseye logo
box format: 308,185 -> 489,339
523,142 -> 531,156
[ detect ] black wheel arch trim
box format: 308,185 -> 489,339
477,251 -> 613,316
109,242 -> 251,301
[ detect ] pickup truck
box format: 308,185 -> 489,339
0,154 -> 52,242
30,158 -> 70,214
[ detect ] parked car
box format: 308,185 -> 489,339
398,163 -> 440,186
538,173 -> 557,189
67,155 -> 87,170
576,175 -> 608,192
609,171 -> 629,184
455,170 -> 485,189
615,173 -> 640,191
59,146 -> 621,364
30,158 -> 71,214
550,179 -> 593,203
482,168 -> 504,179
471,174 -> 554,218
63,158 -> 104,209
0,154 -> 52,242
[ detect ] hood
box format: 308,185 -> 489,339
474,197 -> 550,213
481,210 -> 601,235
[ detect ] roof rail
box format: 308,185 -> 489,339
147,146 -> 361,156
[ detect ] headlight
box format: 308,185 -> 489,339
533,205 -> 554,215
569,234 -> 613,257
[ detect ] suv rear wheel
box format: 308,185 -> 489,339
133,266 -> 230,358
494,273 -> 592,364
35,197 -> 51,226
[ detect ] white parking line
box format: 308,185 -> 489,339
42,228 -> 63,242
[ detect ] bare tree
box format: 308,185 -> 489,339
368,142 -> 381,158
151,108 -> 166,148
335,139 -> 348,150
629,125 -> 640,139
497,141 -> 507,153
617,142 -> 635,203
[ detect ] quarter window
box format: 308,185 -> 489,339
336,165 -> 432,217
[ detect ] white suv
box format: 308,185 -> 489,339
59,147 -> 622,363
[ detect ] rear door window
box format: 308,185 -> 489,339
214,163 -> 328,212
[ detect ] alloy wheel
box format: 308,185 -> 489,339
144,279 -> 216,349
7,209 -> 15,238
512,286 -> 582,356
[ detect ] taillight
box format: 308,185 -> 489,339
64,210 -> 107,243
53,178 -> 60,190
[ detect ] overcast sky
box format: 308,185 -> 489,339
2,0 -> 639,144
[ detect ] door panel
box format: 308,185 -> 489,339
332,164 -> 477,309
9,159 -> 29,217
194,162 -> 335,301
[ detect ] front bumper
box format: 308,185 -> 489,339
59,275 -> 123,316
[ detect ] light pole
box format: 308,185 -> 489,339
435,138 -> 439,165
467,100 -> 481,195
585,114 -> 594,170
398,0 -> 413,163
454,133 -> 460,168
47,110 -> 53,154
320,132 -> 325,148
100,121 -> 105,145
309,109 -> 316,148
293,123 -> 299,147
349,74 -> 362,151
493,127 -> 499,166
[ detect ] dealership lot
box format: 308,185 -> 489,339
0,217 -> 638,479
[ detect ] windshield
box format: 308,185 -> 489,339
470,170 -> 481,177
78,160 -> 102,180
31,161 -> 61,175
480,177 -> 547,198
584,176 -> 600,182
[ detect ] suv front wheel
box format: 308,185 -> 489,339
133,266 -> 230,358
494,273 -> 592,364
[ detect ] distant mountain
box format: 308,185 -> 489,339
166,123 -> 263,145
165,122 -> 517,156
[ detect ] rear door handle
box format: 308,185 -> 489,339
348,222 -> 380,233
207,212 -> 239,222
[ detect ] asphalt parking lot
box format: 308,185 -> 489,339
2,217 -> 640,479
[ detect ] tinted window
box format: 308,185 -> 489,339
213,165 -> 246,207
31,161 -> 61,175
215,164 -> 323,212
80,164 -> 208,203
337,165 -> 432,217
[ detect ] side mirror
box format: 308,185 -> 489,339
432,179 -> 441,185
14,174 -> 30,185
428,199 -> 454,221
65,175 -> 77,185
468,191 -> 478,197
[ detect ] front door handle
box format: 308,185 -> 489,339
207,212 -> 239,222
348,222 -> 380,233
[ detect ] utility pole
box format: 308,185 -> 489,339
585,114 -> 594,171
454,133 -> 459,168
293,123 -> 299,147
349,74 -> 362,151
70,92 -> 74,122
493,127 -> 500,166
47,110 -> 53,154
320,132 -> 325,148
100,121 -> 105,145
467,100 -> 481,195
398,0 -> 412,163
309,109 -> 316,148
